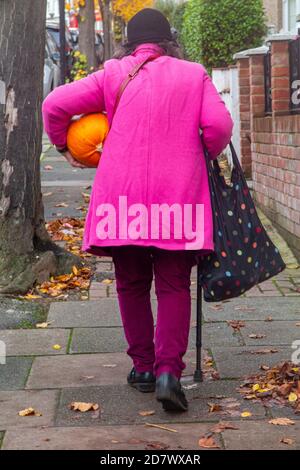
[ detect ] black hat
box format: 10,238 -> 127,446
126,8 -> 173,46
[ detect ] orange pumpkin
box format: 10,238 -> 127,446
67,113 -> 109,168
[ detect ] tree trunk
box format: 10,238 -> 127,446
100,0 -> 113,61
0,0 -> 81,295
79,0 -> 97,69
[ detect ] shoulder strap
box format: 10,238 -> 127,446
111,54 -> 160,122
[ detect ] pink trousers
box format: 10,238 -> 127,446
111,246 -> 196,379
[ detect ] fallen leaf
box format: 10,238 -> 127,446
265,316 -> 273,322
145,423 -> 178,433
18,408 -> 42,417
288,392 -> 298,403
72,265 -> 79,275
44,165 -> 53,170
102,279 -> 113,284
260,365 -> 270,371
296,323 -> 300,327
249,349 -> 278,355
52,344 -> 61,350
81,192 -> 91,203
36,322 -> 50,329
211,422 -> 239,433
55,202 -> 69,208
70,402 -> 99,412
208,402 -> 223,413
198,436 -> 220,449
280,437 -> 294,445
241,411 -> 252,418
248,334 -> 266,339
227,320 -> 245,331
269,418 -> 295,426
139,410 -> 155,417
43,192 -> 53,197
102,364 -> 117,368
145,441 -> 170,450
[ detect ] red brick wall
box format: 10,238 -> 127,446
252,115 -> 300,259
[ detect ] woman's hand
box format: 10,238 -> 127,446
62,150 -> 86,169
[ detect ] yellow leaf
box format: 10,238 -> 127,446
70,402 -> 99,412
72,265 -> 79,275
288,392 -> 298,403
102,279 -> 113,284
53,344 -> 61,350
18,407 -> 42,417
36,322 -> 49,329
241,411 -> 252,418
252,384 -> 260,392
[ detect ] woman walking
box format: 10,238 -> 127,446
42,8 -> 233,412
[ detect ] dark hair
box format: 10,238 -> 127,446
113,39 -> 184,60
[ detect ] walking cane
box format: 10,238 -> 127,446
194,264 -> 203,382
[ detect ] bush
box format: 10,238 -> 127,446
181,0 -> 267,70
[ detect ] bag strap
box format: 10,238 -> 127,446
111,54 -> 160,123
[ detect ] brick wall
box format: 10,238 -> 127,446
236,36 -> 300,260
252,115 -> 300,258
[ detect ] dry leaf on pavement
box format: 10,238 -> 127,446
139,410 -> 155,417
280,438 -> 294,445
70,402 -> 99,412
198,436 -> 220,449
268,418 -> 295,426
18,407 -> 42,417
211,422 -> 240,433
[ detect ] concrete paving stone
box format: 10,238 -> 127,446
48,300 -> 124,328
0,329 -> 70,356
69,322 -> 240,355
69,327 -> 127,354
0,390 -> 59,429
55,384 -> 265,428
0,357 -> 34,391
2,423 -> 222,450
222,420 -> 300,450
0,299 -> 48,329
26,350 -> 206,390
241,321 -> 300,346
203,297 -> 300,322
212,346 -> 292,379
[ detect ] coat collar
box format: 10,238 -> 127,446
132,43 -> 164,56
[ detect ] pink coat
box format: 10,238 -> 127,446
42,43 -> 233,256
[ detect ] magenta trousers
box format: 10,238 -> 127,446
111,246 -> 196,379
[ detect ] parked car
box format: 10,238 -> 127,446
46,21 -> 74,78
69,28 -> 105,66
43,31 -> 60,98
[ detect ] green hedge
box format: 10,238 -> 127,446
181,0 -> 267,70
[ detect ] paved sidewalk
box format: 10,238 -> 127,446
0,142 -> 300,450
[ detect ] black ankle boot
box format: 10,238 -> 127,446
156,372 -> 188,411
127,367 -> 156,393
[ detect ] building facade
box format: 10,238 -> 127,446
264,0 -> 283,33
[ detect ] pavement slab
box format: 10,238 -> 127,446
26,350 -> 206,390
0,329 -> 71,356
1,423 -> 222,450
55,384 -> 266,428
203,297 -> 300,322
0,357 -> 34,391
222,420 -> 300,450
0,299 -> 48,329
0,390 -> 59,429
241,320 -> 300,346
212,346 -> 292,379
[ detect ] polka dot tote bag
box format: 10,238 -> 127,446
199,142 -> 286,302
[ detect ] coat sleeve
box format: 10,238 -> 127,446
42,70 -> 105,148
199,68 -> 233,160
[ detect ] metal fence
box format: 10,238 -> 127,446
264,50 -> 272,114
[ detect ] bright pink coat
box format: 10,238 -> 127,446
42,43 -> 233,256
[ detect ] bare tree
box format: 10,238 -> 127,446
99,0 -> 113,60
0,0 -> 79,294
